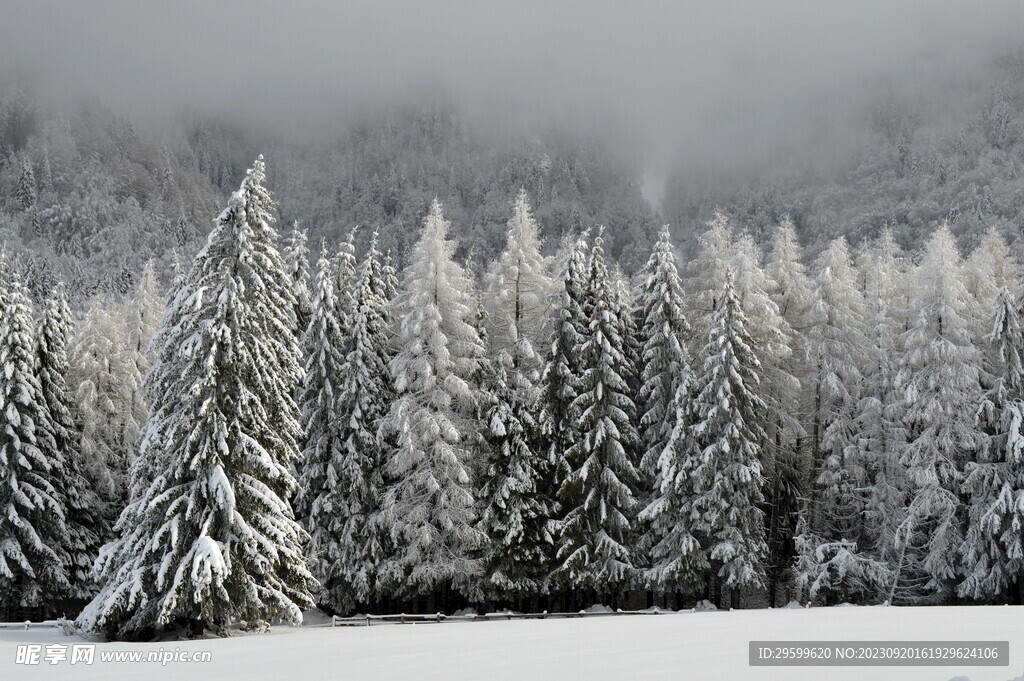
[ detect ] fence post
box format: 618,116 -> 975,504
365,614 -> 370,627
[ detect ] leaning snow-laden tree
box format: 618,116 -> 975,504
0,269 -> 71,615
685,269 -> 769,606
553,228 -> 640,601
78,156 -> 316,639
378,199 -> 487,603
282,222 -> 313,338
36,282 -> 102,600
895,224 -> 983,603
959,287 -> 1024,603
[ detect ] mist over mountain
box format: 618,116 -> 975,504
1,1 -> 1023,294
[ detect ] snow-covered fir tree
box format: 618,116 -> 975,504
36,282 -> 102,600
478,192 -> 557,599
539,230 -> 590,500
553,228 -> 640,599
636,225 -> 691,485
78,156 -> 315,639
16,157 -> 37,213
283,222 -> 313,338
0,268 -> 70,614
378,199 -> 487,602
294,243 -> 347,540
959,286 -> 1024,602
685,269 -> 769,605
895,224 -> 983,603
315,233 -> 394,613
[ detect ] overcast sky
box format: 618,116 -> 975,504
3,0 -> 1023,194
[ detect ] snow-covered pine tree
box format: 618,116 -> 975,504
16,157 -> 37,213
36,282 -> 102,600
633,226 -> 691,591
539,230 -> 590,495
637,225 -> 691,487
318,233 -> 394,613
0,268 -> 70,615
334,227 -> 359,326
378,199 -> 486,603
731,232 -> 802,603
78,156 -> 315,639
16,157 -> 41,236
553,227 -> 640,601
685,269 -> 769,606
282,222 -> 313,339
381,248 -> 400,304
959,286 -> 1024,602
895,224 -> 983,603
479,191 -> 557,599
294,243 -> 346,530
804,238 -> 868,531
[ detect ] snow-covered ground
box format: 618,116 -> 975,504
1,606 -> 1022,681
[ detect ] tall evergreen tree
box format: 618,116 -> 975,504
895,224 -> 982,602
685,269 -> 769,605
539,230 -> 590,495
479,192 -> 557,598
36,282 -> 102,599
282,222 -> 313,339
0,269 -> 70,614
553,228 -> 640,600
636,225 -> 691,484
16,157 -> 37,212
857,230 -> 911,599
959,287 -> 1024,602
762,218 -> 811,603
324,234 -> 394,612
79,156 -> 315,639
796,237 -> 887,602
378,199 -> 486,602
294,243 -> 347,538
